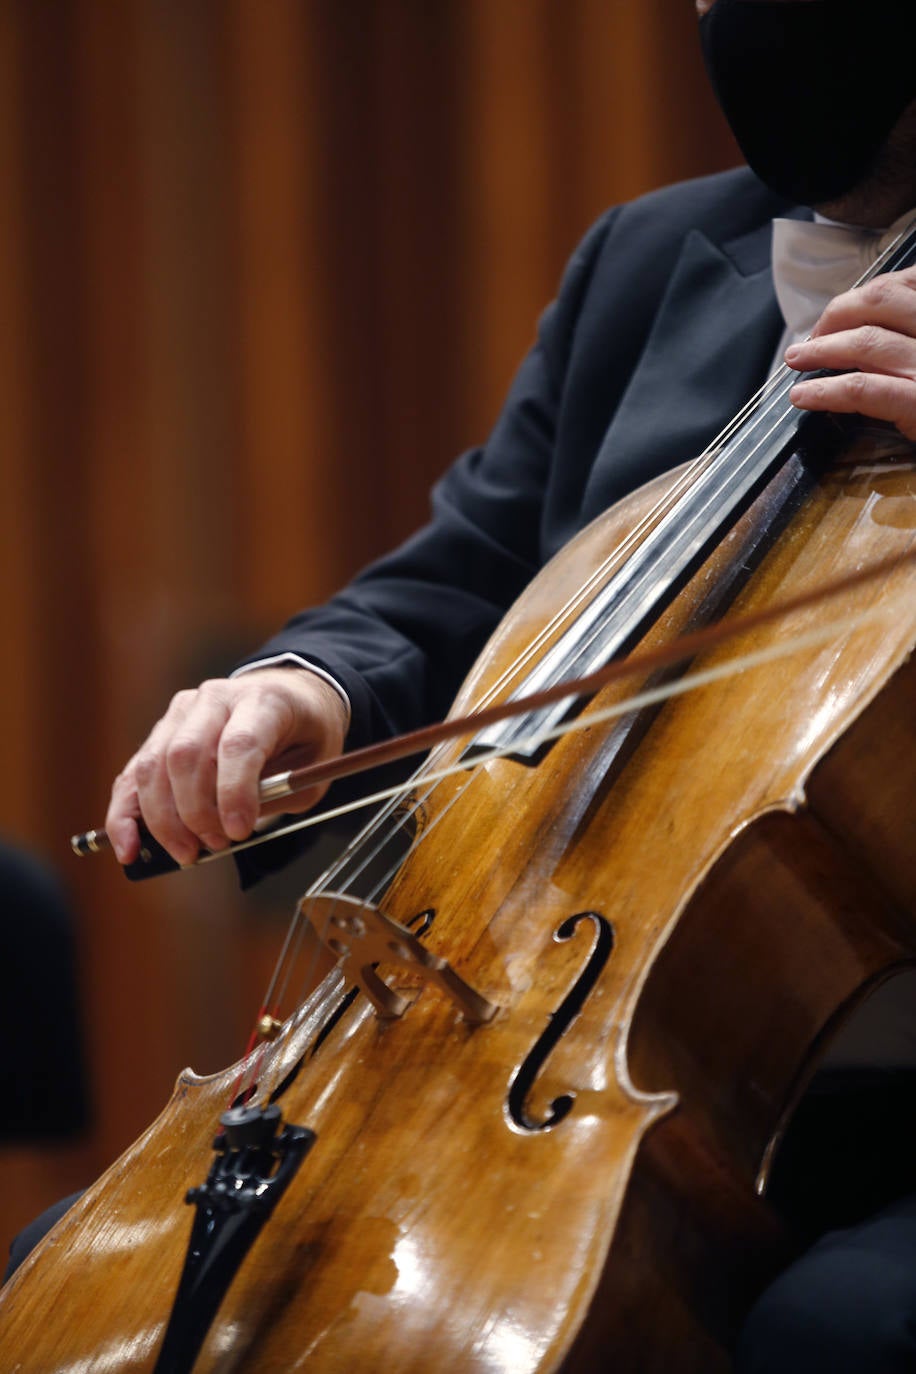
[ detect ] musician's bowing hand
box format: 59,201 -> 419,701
105,667 -> 349,868
785,265 -> 916,441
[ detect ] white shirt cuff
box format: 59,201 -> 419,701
231,654 -> 352,728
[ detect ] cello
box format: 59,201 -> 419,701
2,229 -> 916,1373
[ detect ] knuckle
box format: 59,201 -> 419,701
846,370 -> 870,401
260,683 -> 297,726
198,677 -> 229,698
856,324 -> 883,357
133,750 -> 162,788
168,688 -> 196,714
203,678 -> 239,713
221,728 -> 263,761
166,735 -> 204,774
863,277 -> 892,309
814,301 -> 837,333
112,763 -> 136,792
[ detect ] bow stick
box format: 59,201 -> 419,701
71,547 -> 916,870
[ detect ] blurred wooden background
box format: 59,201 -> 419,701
0,0 -> 740,1253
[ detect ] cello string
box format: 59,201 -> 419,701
209,211 -> 916,914
238,712 -> 483,1096
355,590 -> 909,918
256,511 -> 916,1095
244,742 -> 473,1100
231,593 -> 899,862
258,787 -> 416,1017
241,395 -> 783,1049
502,328 -> 913,688
450,369 -> 786,706
276,362 -> 796,915
252,586 -> 906,1102
239,336 -> 896,1087
246,217 -> 916,1083
243,577 -> 907,1094
414,346 -> 809,719
247,755 -> 479,1104
263,352 -> 849,947
475,210 -> 916,699
136,322 -> 871,1027
247,399 -> 900,1095
442,355 -> 808,716
275,754 -> 484,1039
250,475 -> 916,1073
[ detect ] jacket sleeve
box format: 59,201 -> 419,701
237,210 -> 617,752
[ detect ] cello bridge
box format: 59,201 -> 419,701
301,893 -> 497,1024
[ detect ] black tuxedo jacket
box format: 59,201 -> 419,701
241,167 -> 801,754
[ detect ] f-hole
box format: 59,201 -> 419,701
506,911 -> 614,1132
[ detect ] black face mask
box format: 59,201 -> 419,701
699,0 -> 916,207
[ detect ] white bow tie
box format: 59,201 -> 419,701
771,212 -> 915,339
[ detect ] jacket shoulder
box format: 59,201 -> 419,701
610,166 -> 793,250
546,166 -> 791,368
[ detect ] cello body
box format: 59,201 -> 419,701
2,443 -> 916,1372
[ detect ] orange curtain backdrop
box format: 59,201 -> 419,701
0,0 -> 739,1238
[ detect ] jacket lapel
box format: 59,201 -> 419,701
580,218 -> 791,523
